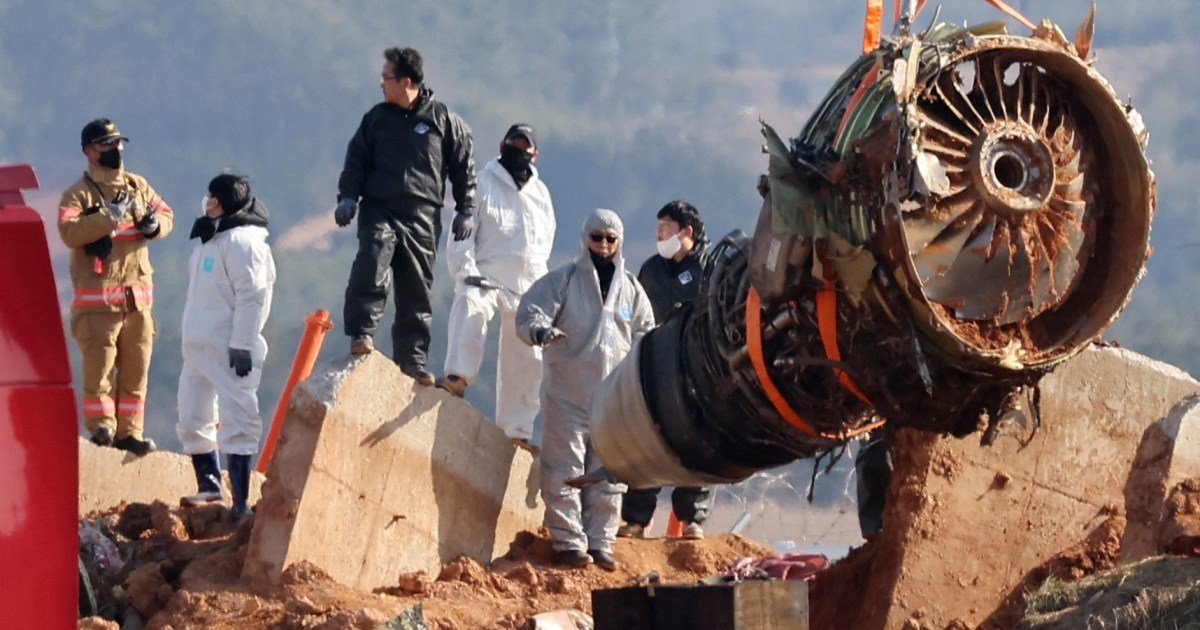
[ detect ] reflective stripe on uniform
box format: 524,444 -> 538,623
58,206 -> 83,221
117,399 -> 145,417
111,225 -> 143,242
148,195 -> 172,215
72,284 -> 154,308
82,397 -> 116,417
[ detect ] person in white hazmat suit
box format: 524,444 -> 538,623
440,124 -> 555,452
177,173 -> 276,520
517,208 -> 655,571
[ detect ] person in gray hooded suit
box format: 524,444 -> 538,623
516,208 -> 655,571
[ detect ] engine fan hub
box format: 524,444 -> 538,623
971,122 -> 1056,216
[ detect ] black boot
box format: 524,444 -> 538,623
113,435 -> 156,456
181,452 -> 223,506
228,454 -> 252,520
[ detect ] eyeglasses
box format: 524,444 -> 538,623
589,233 -> 619,244
381,74 -> 405,83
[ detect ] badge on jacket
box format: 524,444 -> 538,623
678,270 -> 693,285
202,257 -> 214,272
620,304 -> 633,320
413,122 -> 430,135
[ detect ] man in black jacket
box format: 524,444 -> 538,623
334,47 -> 477,385
618,199 -> 713,539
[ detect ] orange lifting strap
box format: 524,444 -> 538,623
746,286 -> 820,436
815,280 -> 873,406
862,0 -> 885,54
745,286 -> 887,440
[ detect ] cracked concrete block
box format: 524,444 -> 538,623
79,439 -> 264,515
241,353 -> 542,590
823,345 -> 1200,629
1122,394 -> 1200,562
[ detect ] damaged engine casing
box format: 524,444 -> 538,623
590,21 -> 1155,488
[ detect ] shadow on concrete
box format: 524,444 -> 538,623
360,390 -> 437,447
430,395 -> 511,565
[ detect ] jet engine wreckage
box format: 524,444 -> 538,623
589,14 -> 1156,488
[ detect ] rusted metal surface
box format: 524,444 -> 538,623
589,16 -> 1156,486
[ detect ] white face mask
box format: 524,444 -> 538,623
657,233 -> 683,259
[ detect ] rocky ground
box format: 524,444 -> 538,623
78,501 -> 775,629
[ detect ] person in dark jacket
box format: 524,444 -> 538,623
618,199 -> 713,540
334,46 -> 477,385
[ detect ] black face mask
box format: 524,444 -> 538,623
98,147 -> 122,170
498,144 -> 534,184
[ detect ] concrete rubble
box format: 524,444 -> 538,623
79,438 -> 264,515
241,352 -> 542,590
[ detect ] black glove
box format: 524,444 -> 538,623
136,212 -> 160,238
463,275 -> 501,290
532,326 -> 567,346
84,235 -> 113,260
451,208 -> 475,241
334,198 -> 358,227
107,191 -> 130,221
228,348 -> 253,377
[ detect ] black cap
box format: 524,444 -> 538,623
503,123 -> 537,150
80,118 -> 129,147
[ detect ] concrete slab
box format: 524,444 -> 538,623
241,352 -> 542,590
79,439 -> 264,515
828,345 -> 1200,629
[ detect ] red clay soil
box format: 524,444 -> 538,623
1160,478 -> 1200,556
83,502 -> 772,629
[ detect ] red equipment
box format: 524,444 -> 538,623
0,164 -> 78,628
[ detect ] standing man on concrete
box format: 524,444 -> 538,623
335,46 -> 477,385
618,199 -> 712,540
178,174 -> 276,520
517,209 -> 656,571
58,118 -> 174,455
440,124 -> 555,453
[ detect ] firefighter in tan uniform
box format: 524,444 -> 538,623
58,118 -> 174,455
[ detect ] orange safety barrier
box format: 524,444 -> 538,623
666,511 -> 684,538
256,309 -> 334,473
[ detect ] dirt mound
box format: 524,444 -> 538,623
1161,478 -> 1200,556
83,505 -> 771,629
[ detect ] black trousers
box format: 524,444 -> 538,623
855,429 -> 894,538
621,486 -> 711,526
344,201 -> 439,368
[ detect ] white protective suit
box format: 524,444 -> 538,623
516,209 -> 655,553
177,201 -> 276,456
445,157 -> 555,440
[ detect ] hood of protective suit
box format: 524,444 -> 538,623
579,208 -> 624,251
577,208 -> 625,275
190,197 -> 270,242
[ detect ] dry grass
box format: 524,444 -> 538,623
1019,556 -> 1200,629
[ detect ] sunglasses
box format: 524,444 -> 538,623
589,233 -> 619,244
